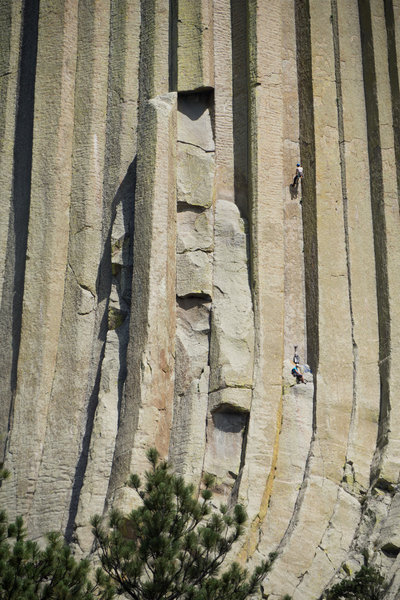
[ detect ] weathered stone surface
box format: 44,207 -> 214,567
256,361 -> 313,559
0,0 -> 79,522
169,369 -> 209,486
177,144 -> 214,208
73,324 -> 127,554
176,250 -> 212,298
174,299 -> 210,395
107,92 -> 177,511
203,407 -> 248,488
176,208 -> 213,253
175,0 -> 214,91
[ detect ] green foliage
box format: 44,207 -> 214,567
323,565 -> 386,600
0,475 -> 114,599
0,469 -> 10,482
92,448 -> 274,600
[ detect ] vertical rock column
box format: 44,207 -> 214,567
251,0 -> 313,562
26,0 -> 112,540
107,0 -> 176,509
0,0 -> 79,519
109,92 -> 177,511
374,0 -> 400,581
73,0 -> 141,554
365,0 -> 400,487
282,0 -> 306,362
288,1 -> 381,593
173,0 -> 214,91
335,0 -> 379,492
239,0 -> 285,552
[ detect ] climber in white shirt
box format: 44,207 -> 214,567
292,163 -> 303,187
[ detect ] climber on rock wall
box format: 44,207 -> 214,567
291,364 -> 306,385
293,345 -> 300,365
291,163 -> 303,187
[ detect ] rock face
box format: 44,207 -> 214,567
1,0 -> 400,597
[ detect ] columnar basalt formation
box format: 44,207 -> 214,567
1,1 -> 400,597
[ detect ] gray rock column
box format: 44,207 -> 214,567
0,0 -> 79,520
108,92 -> 177,511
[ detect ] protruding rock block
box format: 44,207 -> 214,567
208,388 -> 252,413
107,92 -> 177,510
171,88 -> 215,486
174,0 -> 214,91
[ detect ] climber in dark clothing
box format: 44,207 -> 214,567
291,364 -> 306,384
293,345 -> 300,365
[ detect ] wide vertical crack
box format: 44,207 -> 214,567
358,0 -> 390,482
231,0 -> 249,219
383,0 -> 400,211
295,0 -> 318,382
169,0 -> 177,92
247,0 -> 257,303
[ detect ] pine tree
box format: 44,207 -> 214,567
92,448 -> 275,600
0,469 -> 114,600
323,564 -> 386,600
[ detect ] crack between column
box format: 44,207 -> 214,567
383,0 -> 400,212
358,0 -> 390,484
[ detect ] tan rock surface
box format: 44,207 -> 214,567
0,0 -> 79,520
177,144 -> 215,209
176,250 -> 213,298
1,2 -> 400,597
175,0 -> 214,91
209,199 -> 254,392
